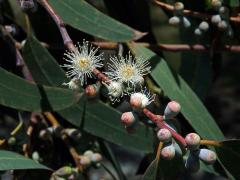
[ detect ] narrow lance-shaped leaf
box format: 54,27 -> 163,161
0,150 -> 50,170
48,0 -> 145,42
0,67 -> 75,112
23,36 -> 85,126
84,100 -> 154,153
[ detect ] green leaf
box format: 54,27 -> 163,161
225,0 -> 239,7
84,101 -> 154,153
215,140 -> 240,178
143,159 -> 157,180
0,67 -> 75,111
48,0 -> 145,42
23,36 -> 85,126
128,44 -> 224,140
0,150 -> 50,170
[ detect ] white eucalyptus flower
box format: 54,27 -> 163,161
130,88 -> 155,109
105,53 -> 150,88
103,81 -> 124,103
62,40 -> 104,86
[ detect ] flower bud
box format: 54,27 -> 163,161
198,149 -> 217,164
219,6 -> 229,18
185,133 -> 201,150
54,166 -> 73,178
161,144 -> 175,160
83,150 -> 94,158
32,151 -> 40,162
199,21 -> 209,32
194,28 -> 202,36
164,101 -> 181,119
211,0 -> 222,10
185,153 -> 200,172
19,0 -> 37,12
211,15 -> 221,24
65,128 -> 81,140
174,2 -> 184,16
7,137 -> 16,145
218,20 -> 228,31
39,129 -> 52,140
169,16 -> 180,26
182,17 -> 191,28
85,85 -> 97,97
121,111 -> 138,126
79,155 -> 91,166
157,128 -> 172,142
130,93 -> 150,109
90,153 -> 102,163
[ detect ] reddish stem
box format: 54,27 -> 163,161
92,68 -> 110,82
143,108 -> 187,147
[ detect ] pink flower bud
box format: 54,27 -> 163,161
198,149 -> 217,164
157,128 -> 172,142
121,112 -> 136,126
185,133 -> 201,150
85,85 -> 97,97
161,144 -> 176,160
164,101 -> 181,119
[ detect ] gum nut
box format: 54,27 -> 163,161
161,144 -> 176,160
185,133 -> 201,149
157,128 -> 172,142
169,16 -> 180,25
194,28 -> 202,36
211,15 -> 221,24
199,149 -> 217,164
164,101 -> 181,119
199,21 -> 209,31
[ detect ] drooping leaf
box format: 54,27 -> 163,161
143,159 -> 157,180
215,140 -> 240,178
84,101 -> 154,153
0,67 -> 76,111
48,0 -> 145,42
0,150 -> 50,170
23,36 -> 85,126
129,44 -> 224,141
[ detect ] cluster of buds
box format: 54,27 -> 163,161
168,2 -> 191,28
155,102 -> 216,173
39,127 -> 81,141
79,150 -> 103,167
185,133 -> 217,172
211,2 -> 233,36
194,21 -> 209,36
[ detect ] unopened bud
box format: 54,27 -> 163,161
164,101 -> 181,119
8,137 -> 16,145
19,0 -> 37,12
65,128 -> 81,140
85,85 -> 97,97
211,0 -> 222,10
32,151 -> 40,162
39,129 -> 52,140
185,133 -> 201,150
161,144 -> 175,160
90,153 -> 102,163
198,149 -> 216,164
185,153 -> 200,172
54,166 -> 73,178
219,6 -> 229,18
199,21 -> 209,32
79,156 -> 91,166
83,150 -> 94,158
182,17 -> 191,28
169,16 -> 180,26
121,112 -> 137,126
157,128 -> 172,142
174,2 -> 184,16
194,28 -> 202,36
218,20 -> 228,30
211,15 -> 221,24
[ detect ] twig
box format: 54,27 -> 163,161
143,108 -> 187,147
93,41 -> 240,53
43,112 -> 60,127
200,139 -> 222,147
38,0 -> 75,51
153,0 -> 240,23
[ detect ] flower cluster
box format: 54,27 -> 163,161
62,40 -> 152,103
